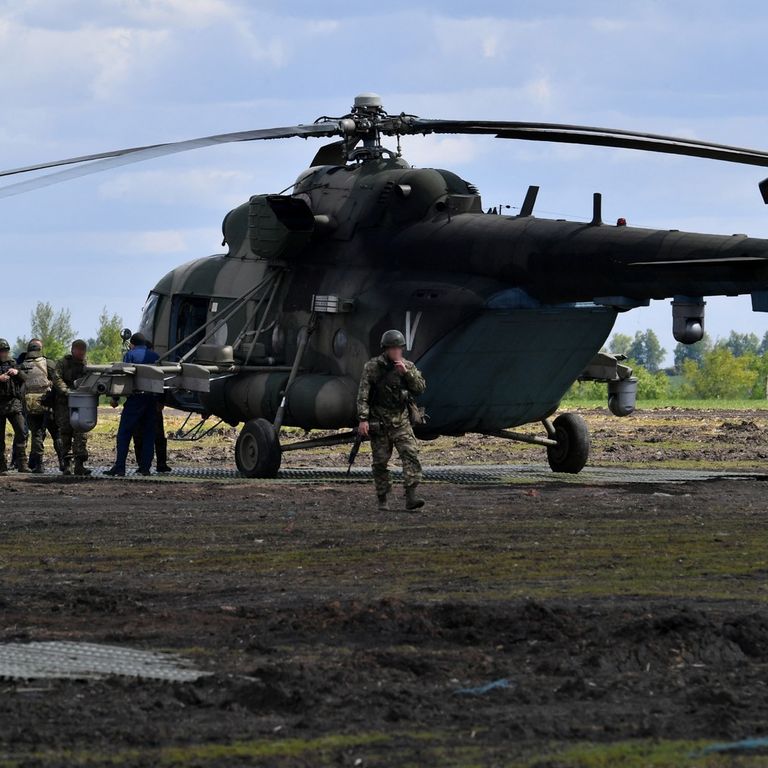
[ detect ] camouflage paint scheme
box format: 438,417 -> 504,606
136,154 -> 768,436
356,353 -> 426,494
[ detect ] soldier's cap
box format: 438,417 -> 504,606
71,339 -> 87,350
27,340 -> 43,352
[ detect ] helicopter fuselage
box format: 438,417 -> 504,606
138,156 -> 768,435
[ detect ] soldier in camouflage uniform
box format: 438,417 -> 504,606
357,329 -> 427,511
0,338 -> 29,474
54,340 -> 91,476
18,340 -> 60,473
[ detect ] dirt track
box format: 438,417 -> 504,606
3,408 -> 768,766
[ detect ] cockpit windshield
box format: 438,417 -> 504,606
137,292 -> 160,342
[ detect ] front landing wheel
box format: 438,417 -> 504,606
235,418 -> 282,478
546,413 -> 590,474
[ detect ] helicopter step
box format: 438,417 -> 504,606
481,412 -> 590,474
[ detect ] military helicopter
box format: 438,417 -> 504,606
6,92 -> 768,477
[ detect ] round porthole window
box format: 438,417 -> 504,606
332,328 -> 348,358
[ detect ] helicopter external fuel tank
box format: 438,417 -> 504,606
204,372 -> 357,429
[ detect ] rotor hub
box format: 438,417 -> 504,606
314,93 -> 406,163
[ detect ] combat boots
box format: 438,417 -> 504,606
74,458 -> 91,476
61,458 -> 72,476
16,457 -> 30,473
155,439 -> 171,473
0,458 -> 7,476
30,455 -> 44,474
405,485 -> 425,511
377,493 -> 390,511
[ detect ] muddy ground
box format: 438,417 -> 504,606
2,408 -> 768,766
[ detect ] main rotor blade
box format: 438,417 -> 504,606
399,119 -> 768,168
0,123 -> 342,198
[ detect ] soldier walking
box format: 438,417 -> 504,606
356,329 -> 426,511
0,339 -> 28,474
54,340 -> 91,476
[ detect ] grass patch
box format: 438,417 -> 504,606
0,732 -> 394,767
7,734 -> 767,768
518,738 -> 768,767
568,399 -> 768,410
5,509 -> 768,602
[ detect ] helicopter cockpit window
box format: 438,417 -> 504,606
137,292 -> 160,341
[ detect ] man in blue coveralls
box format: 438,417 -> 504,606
105,333 -> 160,477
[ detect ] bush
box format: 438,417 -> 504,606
563,379 -> 605,402
563,363 -> 669,402
680,347 -> 759,399
633,364 -> 670,400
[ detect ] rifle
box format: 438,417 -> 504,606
347,430 -> 364,475
346,421 -> 379,475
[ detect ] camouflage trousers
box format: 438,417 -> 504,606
0,410 -> 26,468
55,404 -> 88,461
26,412 -> 49,458
370,422 -> 422,496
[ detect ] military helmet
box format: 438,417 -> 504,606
380,329 -> 406,349
0,339 -> 9,351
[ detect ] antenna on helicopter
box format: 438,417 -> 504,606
519,186 -> 540,217
590,193 -> 603,226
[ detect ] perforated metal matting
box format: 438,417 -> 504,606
40,464 -> 768,485
0,641 -> 206,681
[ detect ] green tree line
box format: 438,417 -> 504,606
14,302 -> 124,364
567,328 -> 768,401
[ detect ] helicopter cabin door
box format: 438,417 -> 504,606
169,295 -> 210,361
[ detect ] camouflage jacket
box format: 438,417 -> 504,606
0,358 -> 26,414
18,352 -> 60,414
356,354 -> 426,428
54,354 -> 87,401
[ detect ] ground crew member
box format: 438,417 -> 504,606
132,340 -> 171,473
357,329 -> 426,511
54,339 -> 91,476
0,338 -> 28,473
106,333 -> 160,476
133,401 -> 171,473
18,340 -> 59,473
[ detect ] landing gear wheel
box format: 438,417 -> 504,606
235,418 -> 282,478
546,413 -> 590,474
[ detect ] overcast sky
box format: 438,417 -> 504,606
1,0 -> 768,362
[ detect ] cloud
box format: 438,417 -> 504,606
98,167 -> 255,207
0,15 -> 169,103
89,26 -> 171,100
433,15 -> 539,63
117,0 -> 236,27
128,229 -> 189,254
590,18 -> 628,33
524,77 -> 553,108
399,135 -> 484,167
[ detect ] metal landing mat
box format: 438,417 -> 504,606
0,641 -> 206,682
27,464 -> 768,485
